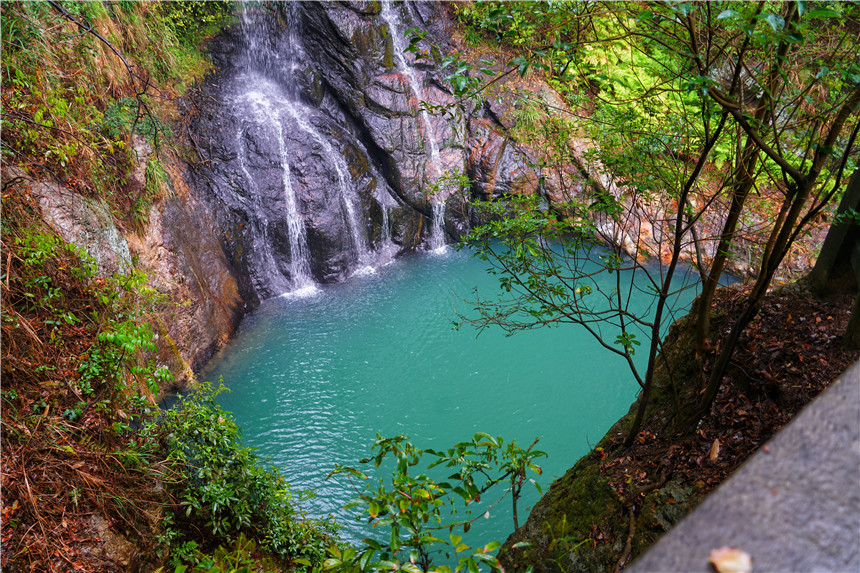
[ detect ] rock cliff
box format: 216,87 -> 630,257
186,1 -> 540,304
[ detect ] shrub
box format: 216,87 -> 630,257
156,382 -> 335,568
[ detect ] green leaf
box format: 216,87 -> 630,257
716,9 -> 736,20
796,0 -> 806,17
473,553 -> 498,565
764,13 -> 785,31
391,527 -> 401,552
805,8 -> 840,18
359,549 -> 374,570
474,432 -> 498,446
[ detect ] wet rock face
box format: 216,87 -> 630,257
188,1 -> 540,303
302,2 -> 465,210
138,186 -> 244,376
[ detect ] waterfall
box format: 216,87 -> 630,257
278,5 -> 375,270
235,130 -> 288,294
284,104 -> 370,266
272,118 -> 316,292
198,1 -> 489,302
430,203 -> 446,252
241,89 -> 315,292
374,188 -> 396,263
380,2 -> 441,172
235,3 -> 318,294
381,205 -> 392,247
380,1 -> 447,252
231,2 -> 385,294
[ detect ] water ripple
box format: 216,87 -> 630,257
211,249 -> 698,546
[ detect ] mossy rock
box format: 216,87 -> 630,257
500,454 -> 622,573
632,480 -> 699,557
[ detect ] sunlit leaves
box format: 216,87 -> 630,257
804,8 -> 841,19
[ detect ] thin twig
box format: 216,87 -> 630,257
614,507 -> 636,573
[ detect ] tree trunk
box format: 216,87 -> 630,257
696,86 -> 860,416
808,167 -> 860,293
809,167 -> 860,349
694,2 -> 800,358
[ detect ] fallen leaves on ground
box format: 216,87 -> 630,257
597,285 -> 858,567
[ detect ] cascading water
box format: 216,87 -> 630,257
193,1 -> 541,301
235,4 -> 317,293
235,129 -> 288,295
284,104 -> 371,268
239,88 -> 316,291
380,2 -> 441,171
380,1 -> 448,252
430,203 -> 446,252
227,3 -> 388,293
381,205 -> 392,248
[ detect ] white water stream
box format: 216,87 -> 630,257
230,2 -> 452,297
235,130 -> 286,294
241,89 -> 316,291
380,1 -> 447,251
285,104 -> 370,266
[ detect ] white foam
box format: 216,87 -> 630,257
351,266 -> 378,277
280,284 -> 321,299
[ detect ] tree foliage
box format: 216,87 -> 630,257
448,0 -> 859,444
324,433 -> 545,572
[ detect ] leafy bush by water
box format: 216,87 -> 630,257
157,382 -> 336,568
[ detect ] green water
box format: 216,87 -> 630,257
202,247 -> 698,551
